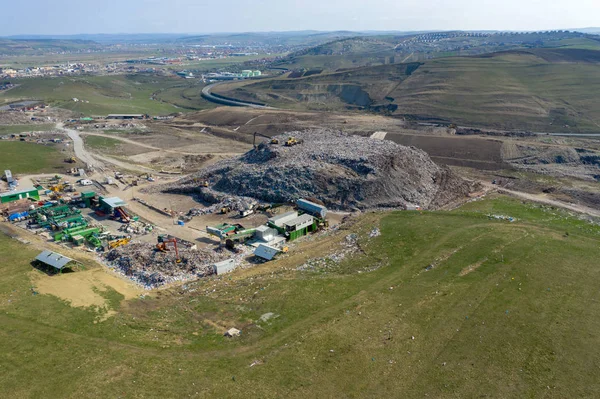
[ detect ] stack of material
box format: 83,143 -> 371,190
105,242 -> 231,289
159,130 -> 474,210
118,220 -> 154,235
186,196 -> 258,218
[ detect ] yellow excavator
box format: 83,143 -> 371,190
108,237 -> 130,249
253,132 -> 279,148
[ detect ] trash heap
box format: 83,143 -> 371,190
186,196 -> 258,218
159,129 -> 474,210
104,243 -> 231,289
118,220 -> 154,235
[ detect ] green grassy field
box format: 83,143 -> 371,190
83,135 -> 122,150
0,75 -> 211,116
0,124 -> 54,134
2,195 -> 600,397
0,141 -> 69,174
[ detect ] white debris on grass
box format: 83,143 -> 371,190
297,233 -> 360,272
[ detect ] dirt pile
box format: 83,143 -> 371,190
161,130 -> 474,210
105,243 -> 231,289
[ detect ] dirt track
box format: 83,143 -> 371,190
58,122 -> 106,171
482,182 -> 600,218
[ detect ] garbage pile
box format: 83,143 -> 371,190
186,196 -> 258,218
105,242 -> 231,289
159,129 -> 474,211
118,220 -> 154,235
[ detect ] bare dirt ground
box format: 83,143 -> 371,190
29,267 -> 142,317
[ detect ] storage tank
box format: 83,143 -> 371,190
296,199 -> 327,219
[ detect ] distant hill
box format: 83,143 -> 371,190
572,28 -> 600,34
0,38 -> 101,55
215,46 -> 600,132
273,30 -> 597,71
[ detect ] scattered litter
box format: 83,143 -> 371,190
369,227 -> 381,238
488,214 -> 516,222
259,312 -> 278,323
224,328 -> 241,337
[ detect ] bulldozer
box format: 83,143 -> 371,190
284,136 -> 303,147
270,138 -> 279,145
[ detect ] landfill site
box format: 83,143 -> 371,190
1,115 -> 480,290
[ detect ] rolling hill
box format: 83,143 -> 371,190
215,47 -> 600,132
0,38 -> 101,55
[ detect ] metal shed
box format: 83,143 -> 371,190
34,250 -> 77,272
254,244 -> 280,261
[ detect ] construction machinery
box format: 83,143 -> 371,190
156,235 -> 181,263
108,237 -> 130,249
284,136 -> 303,147
64,157 -> 76,163
253,132 -> 278,148
220,206 -> 231,214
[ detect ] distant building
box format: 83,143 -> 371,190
106,114 -> 145,120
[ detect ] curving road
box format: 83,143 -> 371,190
57,122 -> 106,171
201,82 -> 273,109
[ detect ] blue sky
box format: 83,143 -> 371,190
1,0 -> 598,35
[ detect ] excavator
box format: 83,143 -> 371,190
108,237 -> 130,249
253,132 -> 279,148
64,157 -> 76,163
156,235 -> 181,263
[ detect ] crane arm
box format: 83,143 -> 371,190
253,132 -> 275,148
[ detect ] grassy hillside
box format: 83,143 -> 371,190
0,141 -> 72,174
2,196 -> 600,397
220,48 -> 600,132
396,51 -> 600,131
214,62 -> 422,111
0,75 -> 213,116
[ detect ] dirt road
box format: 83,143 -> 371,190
58,124 -> 160,174
482,182 -> 600,218
80,132 -> 200,156
57,123 -> 106,171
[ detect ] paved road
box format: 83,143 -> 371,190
201,82 -> 273,109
